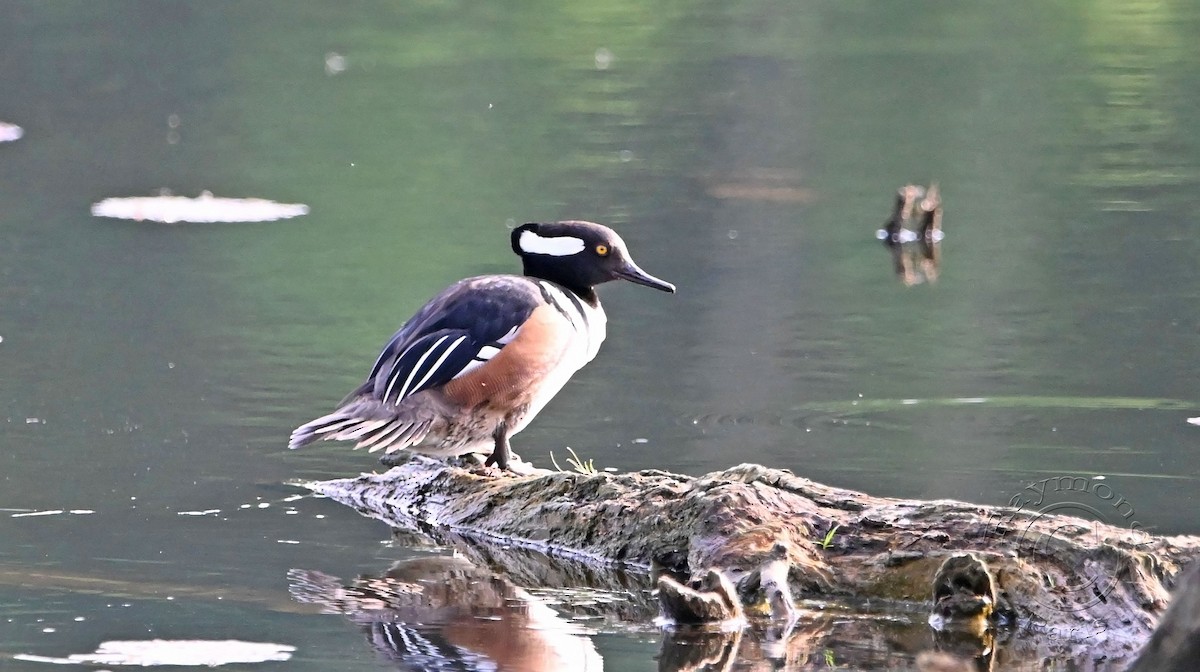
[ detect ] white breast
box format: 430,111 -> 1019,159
510,282 -> 608,434
535,281 -> 607,363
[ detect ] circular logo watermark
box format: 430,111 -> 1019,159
997,475 -> 1147,613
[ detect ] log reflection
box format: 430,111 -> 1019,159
287,543 -> 1127,672
288,548 -> 1005,671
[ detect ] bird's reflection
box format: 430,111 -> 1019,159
289,556 -> 604,671
878,183 -> 943,286
287,536 -> 1019,671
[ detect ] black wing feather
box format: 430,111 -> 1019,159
379,330 -> 471,404
291,277 -> 543,452
366,277 -> 540,404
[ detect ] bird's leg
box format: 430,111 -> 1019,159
484,422 -> 510,471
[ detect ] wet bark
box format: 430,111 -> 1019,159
303,455 -> 1200,662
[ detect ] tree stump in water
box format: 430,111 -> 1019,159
302,455 -> 1200,662
1126,562 -> 1200,672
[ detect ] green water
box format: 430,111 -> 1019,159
2,1 -> 1199,669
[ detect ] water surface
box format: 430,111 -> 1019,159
2,1 -> 1199,669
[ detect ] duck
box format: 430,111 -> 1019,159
289,220 -> 675,470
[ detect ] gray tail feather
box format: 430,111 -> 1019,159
289,402 -> 432,454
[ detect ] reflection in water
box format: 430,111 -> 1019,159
290,554 -> 814,672
703,168 -> 817,203
287,487 -> 1151,669
877,183 -> 943,286
287,540 -> 1041,671
289,556 -> 604,671
1076,0 -> 1197,209
660,612 -> 1005,672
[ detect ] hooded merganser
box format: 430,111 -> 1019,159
289,220 -> 675,470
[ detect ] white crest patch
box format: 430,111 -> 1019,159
519,230 -> 586,256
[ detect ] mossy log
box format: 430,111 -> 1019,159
303,456 -> 1200,662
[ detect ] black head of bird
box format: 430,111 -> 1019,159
512,220 -> 676,298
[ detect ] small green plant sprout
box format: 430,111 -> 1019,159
549,447 -> 598,475
819,523 -> 840,550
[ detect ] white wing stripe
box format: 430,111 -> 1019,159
452,359 -> 485,379
410,335 -> 467,394
495,325 -> 520,345
476,345 -> 501,360
448,328 -> 514,379
385,334 -> 450,403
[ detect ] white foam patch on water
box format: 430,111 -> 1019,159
0,122 -> 22,142
91,193 -> 309,224
177,509 -> 221,516
14,639 -> 295,666
9,509 -> 94,517
11,510 -> 64,518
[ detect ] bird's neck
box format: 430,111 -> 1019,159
523,266 -> 599,307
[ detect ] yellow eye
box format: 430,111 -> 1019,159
595,244 -> 609,256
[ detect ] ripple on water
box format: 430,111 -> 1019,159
687,395 -> 1200,429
